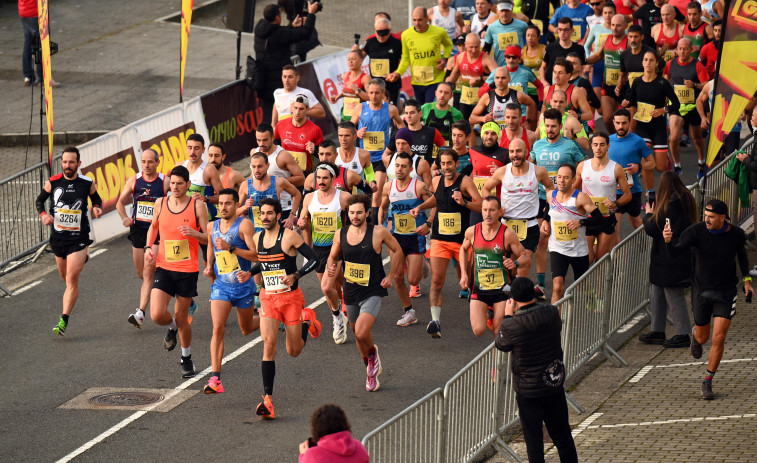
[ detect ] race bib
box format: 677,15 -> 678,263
606,68 -> 620,86
571,25 -> 582,42
478,268 -> 505,291
634,102 -> 655,123
370,59 -> 390,77
663,50 -> 675,62
496,120 -> 507,131
438,212 -> 461,235
313,212 -> 338,235
548,171 -> 558,186
628,72 -> 643,87
460,86 -> 479,105
215,250 -> 240,275
290,151 -> 307,172
54,208 -> 82,232
473,176 -> 495,197
508,83 -> 523,93
598,34 -> 610,51
345,261 -> 370,286
251,206 -> 263,229
394,213 -> 416,235
498,31 -> 518,49
363,131 -> 385,151
463,19 -> 471,27
262,269 -> 288,292
532,19 -> 543,34
277,113 -> 293,121
165,239 -> 190,262
624,170 -> 634,186
554,221 -> 578,241
674,85 -> 694,104
135,201 -> 155,223
413,65 -> 434,84
590,196 -> 609,215
343,96 -> 361,118
506,219 -> 527,241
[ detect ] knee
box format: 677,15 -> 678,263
472,325 -> 487,337
711,330 -> 727,347
212,324 -> 226,339
287,343 -> 303,357
431,277 -> 444,291
354,327 -> 370,343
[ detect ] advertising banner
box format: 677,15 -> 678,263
37,0 -> 54,169
180,0 -> 194,101
201,81 -> 263,163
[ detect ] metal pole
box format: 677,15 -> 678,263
408,0 -> 414,29
235,31 -> 242,81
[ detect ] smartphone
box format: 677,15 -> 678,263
665,218 -> 670,228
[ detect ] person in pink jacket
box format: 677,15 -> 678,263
299,404 -> 370,462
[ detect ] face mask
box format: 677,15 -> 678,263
376,29 -> 391,37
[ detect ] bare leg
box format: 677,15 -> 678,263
61,248 -> 88,316
353,313 -> 377,357
469,299 -> 490,337
174,295 -> 192,349
209,300 -> 233,373
707,317 -> 732,373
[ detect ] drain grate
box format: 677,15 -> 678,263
89,392 -> 164,407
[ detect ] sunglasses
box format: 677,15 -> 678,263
590,2 -> 602,5
505,55 -> 519,59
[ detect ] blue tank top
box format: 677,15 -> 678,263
389,179 -> 427,235
246,176 -> 278,233
132,172 -> 165,229
212,216 -> 253,287
357,101 -> 392,162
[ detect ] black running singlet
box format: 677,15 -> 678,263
257,226 -> 300,292
340,224 -> 388,304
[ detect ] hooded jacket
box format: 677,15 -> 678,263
642,192 -> 694,287
495,302 -> 566,398
298,430 -> 370,463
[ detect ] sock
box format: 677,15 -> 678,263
211,371 -> 220,380
262,360 -> 275,396
704,370 -> 716,383
61,314 -> 69,324
169,318 -> 177,330
537,273 -> 545,287
698,160 -> 705,166
367,345 -> 376,358
363,356 -> 369,366
431,305 -> 441,321
181,346 -> 191,357
301,322 -> 309,344
137,309 -> 145,316
404,305 -> 412,312
675,163 -> 682,167
331,308 -> 341,317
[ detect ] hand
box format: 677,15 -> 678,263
237,271 -> 252,284
281,274 -> 297,286
737,151 -> 749,162
298,215 -> 308,228
329,94 -> 339,103
370,180 -> 378,192
651,108 -> 666,118
245,197 -> 254,208
662,220 -> 673,243
488,163 -> 498,175
484,113 -> 494,122
292,15 -> 304,27
203,266 -> 214,278
326,263 -> 337,278
386,72 -> 401,83
563,126 -> 574,139
459,273 -> 469,290
145,247 -> 156,262
614,85 -> 622,97
504,258 -> 517,270
350,83 -> 359,94
462,25 -> 471,34
306,141 -> 315,154
602,198 -> 615,209
192,192 -> 207,202
621,99 -> 629,108
436,58 -> 447,70
540,220 -> 550,236
409,207 -> 419,218
504,297 -> 516,316
356,127 -> 367,139
568,109 -> 579,120
92,207 -> 103,219
380,275 -> 393,288
41,212 -> 54,226
215,237 -> 230,250
745,280 -> 754,298
684,79 -> 695,89
626,163 -> 639,175
179,225 -> 195,237
307,1 -> 319,14
299,441 -> 310,455
644,202 -> 653,214
566,220 -> 581,230
452,190 -> 465,206
283,215 -> 296,229
415,223 -> 430,236
122,216 -> 134,227
701,117 -> 711,130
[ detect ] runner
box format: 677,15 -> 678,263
206,143 -> 245,192
384,99 -> 446,167
429,0 -> 465,48
663,199 -> 753,400
574,132 -> 631,262
251,198 -> 320,418
584,3 -> 615,105
237,152 -> 301,233
471,67 -> 536,132
498,103 -> 538,152
358,17 -> 403,106
651,4 -> 684,65
682,1 -> 713,60
634,0 -> 683,49
586,14 -> 628,134
484,138 -> 553,278
273,95 -> 325,174
182,133 -> 223,223
37,146 -> 103,335
325,195 -> 404,391
698,19 -> 721,80
202,188 -> 261,394
540,17 -> 586,86
549,0 -> 594,44
144,166 -> 209,377
460,195 -> 529,337
482,0 -> 529,67
544,58 -> 594,132
328,50 -> 370,122
446,34 -> 498,125
303,140 -> 373,196
410,149 -> 482,337
566,52 -> 602,114
617,25 -> 658,115
538,89 -> 591,155
469,0 -> 497,38
447,120 -> 474,176
468,121 -> 510,225
299,162 -> 351,344
379,152 -> 434,327
383,128 -> 434,188
272,65 -> 325,127
540,163 -> 604,304
116,148 -> 169,328
421,82 -> 465,148
255,123 -> 305,222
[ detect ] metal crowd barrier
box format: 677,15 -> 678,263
697,135 -> 755,223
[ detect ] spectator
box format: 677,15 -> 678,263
18,0 -> 59,88
698,19 -> 721,80
254,2 -> 320,125
298,404 -> 369,462
639,171 -> 695,348
495,277 -> 578,463
277,0 -> 321,62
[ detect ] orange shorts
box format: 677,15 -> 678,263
429,239 -> 462,260
259,288 -> 305,326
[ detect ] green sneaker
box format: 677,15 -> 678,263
53,316 -> 67,336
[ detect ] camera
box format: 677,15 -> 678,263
308,0 -> 323,12
454,35 -> 466,46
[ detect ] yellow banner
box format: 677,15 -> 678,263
37,0 -> 53,169
180,0 -> 194,100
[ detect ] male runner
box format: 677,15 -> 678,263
651,4 -> 684,64
299,162 -> 351,344
383,128 -> 434,186
37,146 -> 103,335
635,0 -> 684,49
539,89 -> 591,157
380,152 -> 434,327
469,121 -> 510,225
447,120 -> 474,176
584,3 -> 615,103
549,0 -> 594,44
357,17 -> 404,106
303,140 -> 373,195
540,17 -> 586,86
446,33 -> 498,124
334,121 -> 375,184
498,103 -> 538,151
663,199 -> 752,400
410,150 -> 482,337
237,152 -> 301,233
618,25 -> 659,115
586,14 -> 629,133
272,65 -> 325,127
471,67 -> 537,132
325,195 -> 404,391
183,133 -> 223,223
251,198 -> 320,418
273,94 -> 324,173
207,142 -> 245,192
144,166 -> 209,377
203,188 -> 260,394
682,1 -> 713,60
544,58 -> 594,131
384,99 -> 446,166
429,0 -> 465,46
421,82 -> 465,148
255,123 -> 305,222
116,148 -> 169,328
483,0 -> 529,67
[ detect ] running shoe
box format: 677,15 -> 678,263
128,309 -> 144,329
302,307 -> 321,338
690,335 -> 703,359
52,316 -> 67,336
163,328 -> 178,351
702,381 -> 715,400
409,285 -> 422,298
256,395 -> 275,419
697,163 -> 706,180
204,376 -> 224,394
187,300 -> 198,325
639,331 -> 665,345
396,308 -> 418,327
534,285 -> 546,301
459,289 -> 470,299
332,312 -> 347,344
486,308 -> 494,332
366,347 -> 383,392
680,134 -> 690,147
674,165 -> 683,176
180,355 -> 195,378
427,320 -> 441,339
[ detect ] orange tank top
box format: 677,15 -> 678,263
221,167 -> 231,189
157,197 -> 201,273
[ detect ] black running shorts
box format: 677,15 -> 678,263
153,268 -> 199,298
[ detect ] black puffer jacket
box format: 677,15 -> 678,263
253,13 -> 316,99
642,193 -> 693,287
495,302 -> 565,398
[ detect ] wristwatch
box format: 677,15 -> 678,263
228,244 -> 236,254
514,260 -> 520,268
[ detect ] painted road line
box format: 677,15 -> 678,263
617,313 -> 646,334
57,254 -> 391,462
89,248 -> 108,258
572,412 -> 603,438
586,413 -> 757,429
630,358 -> 757,382
12,280 -> 42,295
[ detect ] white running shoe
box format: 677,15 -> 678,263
396,309 -> 418,327
128,309 -> 144,328
332,312 -> 347,344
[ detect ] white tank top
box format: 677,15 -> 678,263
547,190 -> 588,257
470,12 -> 494,37
581,159 -> 618,217
500,163 -> 539,227
432,5 -> 458,41
183,160 -> 208,187
335,147 -> 364,177
266,146 -> 293,211
386,153 -> 422,182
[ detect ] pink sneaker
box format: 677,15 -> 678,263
203,376 -> 224,394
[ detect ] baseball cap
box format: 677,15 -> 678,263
510,277 -> 536,303
705,199 -> 729,219
498,1 -> 514,11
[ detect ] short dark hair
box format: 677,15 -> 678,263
256,123 -> 274,136
543,108 -> 563,124
613,108 -> 631,121
346,194 -> 371,212
282,64 -> 298,75
251,152 -> 269,163
187,133 -> 205,146
505,102 -> 522,114
338,121 -> 357,133
395,152 -> 413,164
452,119 -> 471,136
526,24 -> 541,37
62,146 -> 80,162
482,195 -> 501,208
170,165 -> 190,182
687,1 -> 702,12
208,142 -> 226,154
310,404 -> 351,443
319,139 -> 336,150
553,57 -> 573,75
590,131 -> 610,144
404,98 -> 422,112
375,11 -> 391,20
259,197 -> 282,215
558,163 -> 576,178
439,148 -> 459,162
603,3 -> 616,12
264,4 -> 281,22
218,187 -> 239,204
557,17 -> 573,27
437,81 -> 454,92
627,24 -> 643,35
712,18 -> 723,27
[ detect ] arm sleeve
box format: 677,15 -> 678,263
355,179 -> 374,198
89,190 -> 103,209
580,207 -> 605,227
363,161 -> 375,183
36,189 -> 51,215
584,29 -> 595,56
295,242 -> 319,277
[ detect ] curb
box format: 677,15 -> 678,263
0,131 -> 107,147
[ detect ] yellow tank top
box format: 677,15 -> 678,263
522,44 -> 545,71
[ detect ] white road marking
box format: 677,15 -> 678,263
617,313 -> 646,334
56,253 -> 392,462
13,280 -> 42,295
585,413 -> 757,429
629,358 -> 757,383
572,412 -> 603,438
89,248 -> 107,258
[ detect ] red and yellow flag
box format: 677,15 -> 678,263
706,0 -> 757,166
37,0 -> 54,169
180,0 -> 194,101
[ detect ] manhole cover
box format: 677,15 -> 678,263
89,392 -> 164,406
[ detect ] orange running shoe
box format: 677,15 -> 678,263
203,376 -> 224,394
255,395 -> 275,419
302,307 -> 321,338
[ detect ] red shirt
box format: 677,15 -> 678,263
274,118 -> 324,172
699,41 -> 719,80
18,0 -> 37,17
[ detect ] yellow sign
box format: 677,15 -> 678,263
345,262 -> 370,286
394,213 -> 416,234
370,59 -> 390,77
438,212 -> 461,235
506,219 -> 527,241
498,31 -> 518,49
165,239 -> 190,261
215,250 -> 240,274
290,151 -> 307,172
674,85 -> 694,104
460,86 -> 479,105
663,50 -> 675,62
363,131 -> 385,151
554,221 -> 578,241
262,269 -> 288,291
313,212 -> 338,235
343,96 -> 361,118
473,176 -> 495,197
251,206 -> 263,229
135,200 -> 155,222
478,268 -> 505,290
180,0 -> 194,99
38,0 -> 55,168
571,25 -> 582,42
634,102 -> 655,123
413,65 -> 435,84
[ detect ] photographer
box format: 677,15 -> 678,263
298,404 -> 369,462
278,0 -> 321,62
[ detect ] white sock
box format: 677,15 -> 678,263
675,163 -> 682,167
431,306 -> 441,321
136,308 -> 144,316
181,346 -> 191,357
169,318 -> 177,330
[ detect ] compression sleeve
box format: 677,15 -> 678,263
363,161 -> 376,183
355,179 -> 374,198
580,207 -> 605,228
36,189 -> 51,215
295,243 -> 319,278
249,263 -> 262,276
89,190 -> 103,209
482,42 -> 492,54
